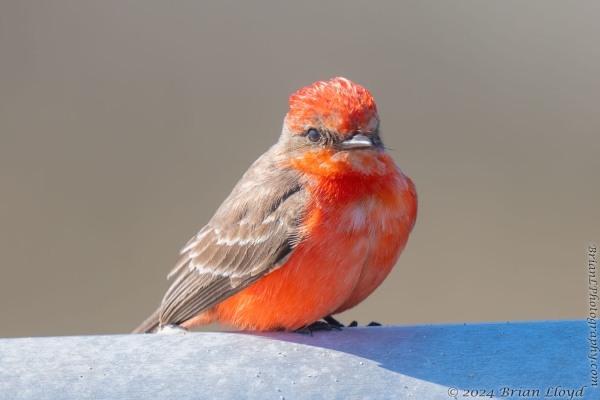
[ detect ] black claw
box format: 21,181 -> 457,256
367,321 -> 382,327
293,327 -> 313,336
323,315 -> 345,328
293,320 -> 342,336
348,320 -> 358,327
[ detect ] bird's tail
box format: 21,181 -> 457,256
132,307 -> 161,334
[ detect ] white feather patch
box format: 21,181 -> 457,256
262,214 -> 277,224
349,205 -> 367,232
192,261 -> 247,278
180,230 -> 210,254
215,235 -> 270,246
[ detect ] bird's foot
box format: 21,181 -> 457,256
292,318 -> 382,335
323,315 -> 345,328
156,324 -> 190,335
294,321 -> 343,336
330,317 -> 381,328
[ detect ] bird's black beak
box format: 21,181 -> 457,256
340,133 -> 372,150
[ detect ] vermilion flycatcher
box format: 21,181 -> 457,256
133,77 -> 417,333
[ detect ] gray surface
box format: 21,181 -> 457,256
0,320 -> 596,399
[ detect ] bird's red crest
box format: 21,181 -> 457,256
285,77 -> 379,136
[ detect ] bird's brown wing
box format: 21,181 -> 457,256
159,149 -> 308,326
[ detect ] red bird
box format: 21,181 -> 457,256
133,77 -> 417,333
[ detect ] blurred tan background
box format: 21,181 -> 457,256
0,1 -> 598,338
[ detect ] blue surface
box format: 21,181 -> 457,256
0,320 -> 596,399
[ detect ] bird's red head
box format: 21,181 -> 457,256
285,77 -> 379,137
280,78 -> 395,179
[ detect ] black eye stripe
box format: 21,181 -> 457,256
307,128 -> 322,143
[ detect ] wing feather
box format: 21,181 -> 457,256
158,148 -> 307,326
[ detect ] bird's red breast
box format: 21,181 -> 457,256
204,154 -> 416,331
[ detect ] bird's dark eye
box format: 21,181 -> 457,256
307,129 -> 322,143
